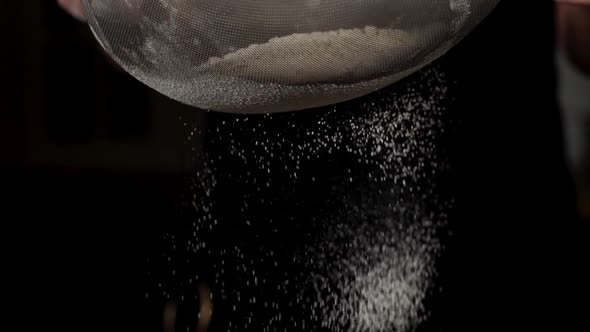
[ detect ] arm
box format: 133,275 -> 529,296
557,0 -> 590,75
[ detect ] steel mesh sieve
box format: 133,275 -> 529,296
81,0 -> 499,113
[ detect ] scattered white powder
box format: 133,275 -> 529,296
450,0 -> 472,33
148,66 -> 454,332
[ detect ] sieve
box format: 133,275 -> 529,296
81,0 -> 499,113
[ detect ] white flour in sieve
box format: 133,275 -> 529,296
169,24 -> 446,112
196,26 -> 422,84
124,22 -> 450,112
85,0 -> 496,112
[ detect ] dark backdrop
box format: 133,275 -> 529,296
7,2 -> 202,331
5,1 -> 589,332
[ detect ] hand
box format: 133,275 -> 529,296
57,0 -> 86,22
556,0 -> 590,3
557,0 -> 590,75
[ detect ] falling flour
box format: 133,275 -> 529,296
146,66 -> 456,332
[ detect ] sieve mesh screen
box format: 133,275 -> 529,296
81,0 -> 499,113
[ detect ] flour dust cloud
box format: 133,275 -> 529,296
146,66 -> 456,332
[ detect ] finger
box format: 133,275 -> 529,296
57,0 -> 86,22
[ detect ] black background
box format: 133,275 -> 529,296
5,1 -> 589,332
7,2 -> 199,331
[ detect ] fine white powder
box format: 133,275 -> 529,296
128,25 -> 448,112
197,26 -> 419,84
146,67 -> 453,332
